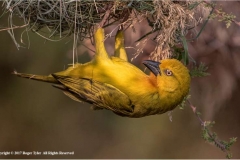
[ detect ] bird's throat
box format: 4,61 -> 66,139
148,73 -> 158,87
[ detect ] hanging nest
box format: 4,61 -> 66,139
2,0 -> 209,60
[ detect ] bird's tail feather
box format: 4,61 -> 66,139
12,70 -> 58,84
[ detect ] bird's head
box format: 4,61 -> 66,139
143,59 -> 190,97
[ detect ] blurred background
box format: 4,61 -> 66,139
0,1 -> 239,159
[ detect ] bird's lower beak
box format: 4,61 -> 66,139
142,60 -> 161,76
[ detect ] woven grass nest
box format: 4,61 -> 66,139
3,0 -> 209,60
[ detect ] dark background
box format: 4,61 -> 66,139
0,1 -> 239,159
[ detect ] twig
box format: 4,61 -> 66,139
187,100 -> 227,152
72,0 -> 78,68
232,19 -> 240,26
0,23 -> 29,32
81,43 -> 95,53
99,7 -> 111,28
7,30 -> 20,49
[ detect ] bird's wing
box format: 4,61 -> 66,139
52,84 -> 83,103
52,74 -> 134,116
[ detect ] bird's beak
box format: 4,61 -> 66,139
143,60 -> 161,76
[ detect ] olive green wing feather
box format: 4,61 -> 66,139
52,74 -> 134,116
52,84 -> 83,103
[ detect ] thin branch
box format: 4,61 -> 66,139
187,100 -> 227,152
0,23 -> 28,32
99,7 -> 111,28
81,43 -> 95,53
232,19 -> 240,26
72,0 -> 78,68
203,1 -> 240,27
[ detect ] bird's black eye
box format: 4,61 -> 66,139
165,69 -> 173,76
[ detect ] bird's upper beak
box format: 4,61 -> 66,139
143,60 -> 161,76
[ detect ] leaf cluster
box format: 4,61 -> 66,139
210,8 -> 236,28
178,94 -> 191,110
190,63 -> 210,78
201,120 -> 237,159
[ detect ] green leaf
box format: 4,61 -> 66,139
226,153 -> 232,159
178,94 -> 190,110
196,111 -> 201,116
190,63 -> 210,78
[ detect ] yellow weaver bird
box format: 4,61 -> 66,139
14,27 -> 190,118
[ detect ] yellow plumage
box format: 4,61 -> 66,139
114,28 -> 128,61
14,28 -> 190,118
